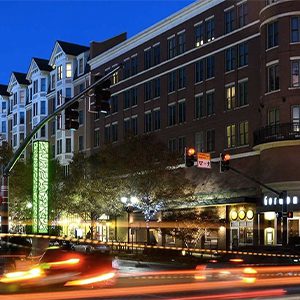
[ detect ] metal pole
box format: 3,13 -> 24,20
1,174 -> 8,234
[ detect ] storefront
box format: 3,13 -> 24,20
228,205 -> 255,249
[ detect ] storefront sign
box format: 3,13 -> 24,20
263,196 -> 298,206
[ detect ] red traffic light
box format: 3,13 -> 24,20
224,154 -> 231,161
187,148 -> 196,156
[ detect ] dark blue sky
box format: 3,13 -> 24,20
0,0 -> 195,84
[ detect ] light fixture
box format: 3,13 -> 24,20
246,210 -> 254,220
238,210 -> 246,220
230,210 -> 238,221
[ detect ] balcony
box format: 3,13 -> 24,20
254,123 -> 300,146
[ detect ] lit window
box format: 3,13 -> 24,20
66,63 -> 72,78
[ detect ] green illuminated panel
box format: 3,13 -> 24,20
32,141 -> 49,233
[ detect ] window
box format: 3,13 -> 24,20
178,136 -> 186,155
178,67 -> 186,89
225,47 -> 236,72
206,129 -> 215,152
104,126 -> 110,143
66,63 -> 72,78
291,17 -> 300,43
131,87 -> 138,106
292,106 -> 300,130
112,71 -> 119,84
226,124 -> 236,148
29,88 -> 32,101
267,63 -> 279,92
206,56 -> 215,79
153,78 -> 160,98
195,23 -> 204,47
1,101 -> 6,112
41,101 -> 46,114
239,121 -> 249,146
144,49 -> 152,69
57,65 -> 63,81
78,58 -> 84,75
124,118 -> 131,137
57,114 -> 62,130
13,134 -> 17,147
78,136 -> 84,151
33,103 -> 37,117
131,117 -> 138,136
1,121 -> 6,133
238,2 -> 248,27
79,110 -> 84,125
57,90 -> 62,106
33,80 -> 38,94
110,95 -> 118,113
57,139 -> 62,154
144,81 -> 152,101
112,123 -> 118,142
51,120 -> 55,135
268,107 -> 280,126
153,109 -> 161,130
168,71 -> 176,93
195,132 -> 205,152
131,56 -> 138,75
178,100 -> 186,124
225,84 -> 236,110
144,112 -> 152,133
291,60 -> 300,87
19,112 -> 24,124
66,88 -> 72,99
207,91 -> 214,116
66,138 -> 71,153
124,90 -> 130,109
238,80 -> 248,106
267,21 -> 278,49
123,59 -> 130,79
19,90 -> 25,104
41,78 -> 46,92
51,74 -> 55,89
168,36 -> 176,59
94,130 -> 100,147
195,60 -> 204,83
225,8 -> 235,34
153,44 -> 160,65
206,17 -> 215,42
40,126 -> 46,138
168,104 -> 176,126
168,138 -> 177,152
178,31 -> 186,54
195,94 -> 205,118
238,42 -> 248,67
13,93 -> 17,106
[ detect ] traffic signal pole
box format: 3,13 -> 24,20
0,63 -> 122,234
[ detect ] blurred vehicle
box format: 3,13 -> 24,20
194,253 -> 300,283
70,242 -> 111,254
0,246 -> 117,291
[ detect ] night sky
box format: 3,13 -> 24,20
0,0 -> 195,85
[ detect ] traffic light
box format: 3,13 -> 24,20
65,101 -> 79,130
220,153 -> 230,173
185,147 -> 196,167
94,78 -> 111,113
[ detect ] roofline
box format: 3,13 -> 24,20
89,0 -> 224,70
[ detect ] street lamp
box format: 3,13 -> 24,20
120,196 -> 138,249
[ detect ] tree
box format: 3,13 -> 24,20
161,207 -> 221,249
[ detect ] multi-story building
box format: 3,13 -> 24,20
0,85 -> 9,145
2,0 -> 300,249
7,72 -> 29,155
87,0 -> 300,248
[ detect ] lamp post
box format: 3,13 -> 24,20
121,196 -> 138,251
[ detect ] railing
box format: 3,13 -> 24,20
253,123 -> 300,146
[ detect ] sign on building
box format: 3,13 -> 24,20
197,152 -> 211,169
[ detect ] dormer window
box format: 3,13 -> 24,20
78,58 -> 84,75
51,74 -> 56,90
33,80 -> 38,94
66,63 -> 72,78
41,78 -> 46,92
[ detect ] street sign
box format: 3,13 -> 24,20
197,152 -> 211,169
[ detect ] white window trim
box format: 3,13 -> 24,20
238,77 -> 248,83
205,15 -> 214,21
266,59 -> 279,67
224,5 -> 234,12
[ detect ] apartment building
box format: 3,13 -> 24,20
87,0 -> 300,248
0,85 -> 9,146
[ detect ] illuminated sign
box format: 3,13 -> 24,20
32,141 -> 49,233
263,196 -> 298,206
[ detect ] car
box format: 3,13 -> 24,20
0,246 -> 117,291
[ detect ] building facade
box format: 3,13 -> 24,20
1,0 -> 300,249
